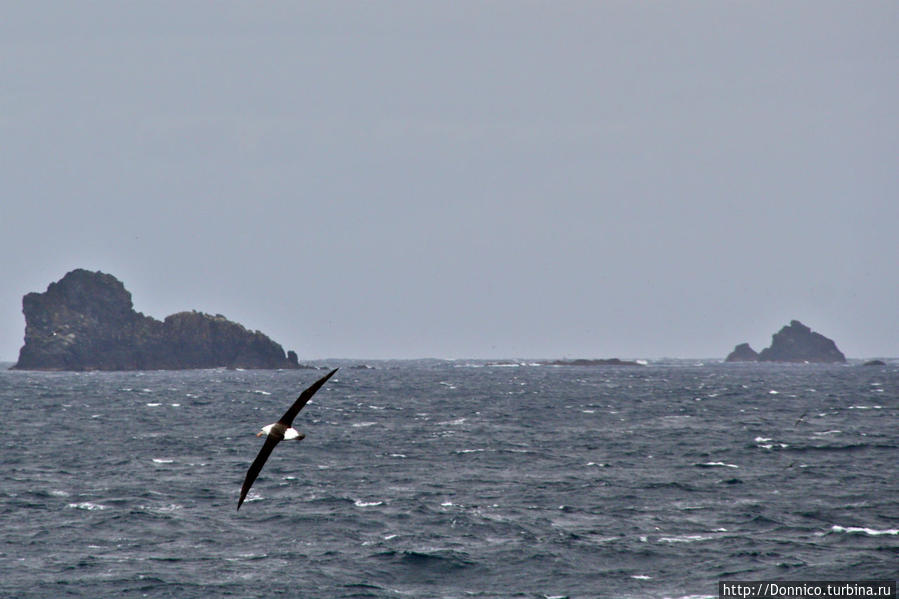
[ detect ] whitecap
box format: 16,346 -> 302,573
768,390 -> 779,395
696,461 -> 739,468
848,405 -> 883,410
354,500 -> 383,507
352,421 -> 377,428
67,501 -> 108,511
170,403 -> 180,407
152,458 -> 174,464
458,448 -> 484,454
145,403 -> 161,407
631,574 -> 652,580
50,490 -> 70,497
831,525 -> 898,536
383,534 -> 397,540
252,390 -> 271,396
389,453 -> 407,458
439,417 -> 467,426
657,534 -> 713,543
812,430 -> 842,436
754,437 -> 772,443
139,503 -> 183,513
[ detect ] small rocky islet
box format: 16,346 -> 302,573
725,320 -> 846,363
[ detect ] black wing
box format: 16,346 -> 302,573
277,368 -> 339,427
237,435 -> 281,510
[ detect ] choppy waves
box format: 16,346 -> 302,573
1,361 -> 896,598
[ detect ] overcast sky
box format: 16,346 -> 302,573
1,2 -> 896,361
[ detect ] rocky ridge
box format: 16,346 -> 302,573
12,269 -> 304,371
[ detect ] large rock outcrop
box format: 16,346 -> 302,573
757,320 -> 846,363
12,269 -> 304,371
726,320 -> 846,364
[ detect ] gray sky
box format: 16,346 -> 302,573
2,2 -> 896,361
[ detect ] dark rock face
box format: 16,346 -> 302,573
725,343 -> 759,362
12,269 -> 304,371
756,320 -> 846,363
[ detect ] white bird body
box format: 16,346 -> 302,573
257,423 -> 304,440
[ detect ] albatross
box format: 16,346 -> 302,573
237,367 -> 339,510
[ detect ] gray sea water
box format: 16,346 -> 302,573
1,360 -> 896,598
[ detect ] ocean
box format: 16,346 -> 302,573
1,360 -> 896,598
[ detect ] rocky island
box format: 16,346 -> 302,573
11,269 -> 305,371
725,320 -> 846,363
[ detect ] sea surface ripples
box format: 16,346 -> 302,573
1,360 -> 896,598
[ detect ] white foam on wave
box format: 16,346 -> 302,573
657,534 -> 713,543
439,417 -> 467,426
50,489 -> 70,497
830,525 -> 898,536
631,574 -> 652,580
252,390 -> 271,396
139,503 -> 183,513
145,403 -> 161,407
696,461 -> 739,468
152,458 -> 174,464
354,499 -> 383,507
67,501 -> 108,511
754,437 -> 772,443
848,405 -> 883,410
352,421 -> 377,428
812,430 -> 842,436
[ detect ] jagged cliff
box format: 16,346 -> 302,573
12,269 -> 304,371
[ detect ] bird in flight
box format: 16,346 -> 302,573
237,368 -> 339,510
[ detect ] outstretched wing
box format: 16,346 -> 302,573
277,368 -> 339,427
237,435 -> 281,510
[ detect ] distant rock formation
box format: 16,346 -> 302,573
12,269 -> 306,371
542,358 -> 643,367
725,343 -> 759,362
758,320 -> 846,363
726,320 -> 846,364
862,359 -> 886,367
